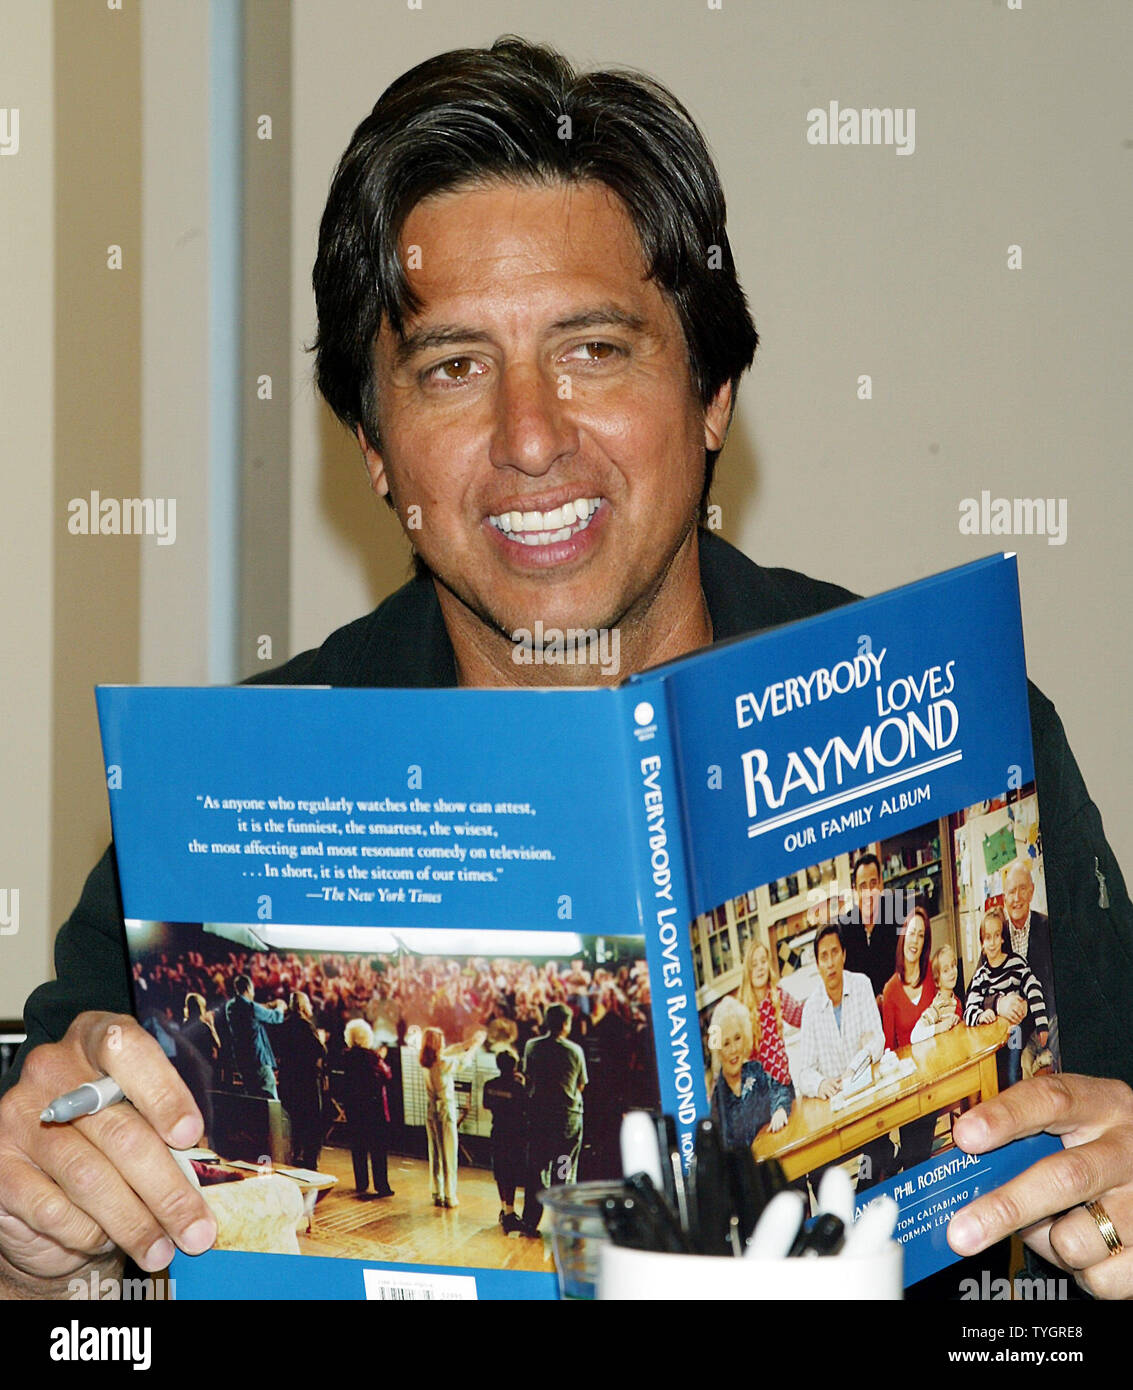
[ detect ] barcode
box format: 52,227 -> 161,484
363,1268 -> 478,1301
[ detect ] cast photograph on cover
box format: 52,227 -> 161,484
125,925 -> 657,1270
694,787 -> 1055,1205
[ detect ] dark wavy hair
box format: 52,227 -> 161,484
311,35 -> 758,515
814,923 -> 845,961
851,852 -> 883,888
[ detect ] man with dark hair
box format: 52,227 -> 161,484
520,1003 -> 587,1236
798,925 -> 885,1102
0,36 -> 1130,1300
842,852 -> 897,1009
311,36 -> 757,539
798,923 -> 891,1193
217,976 -> 285,1102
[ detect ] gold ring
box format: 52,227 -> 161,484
1084,1200 -> 1125,1257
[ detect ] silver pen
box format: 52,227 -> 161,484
40,1075 -> 126,1123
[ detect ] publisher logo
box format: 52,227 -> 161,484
633,701 -> 657,742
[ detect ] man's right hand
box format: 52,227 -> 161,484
0,1012 -> 217,1297
818,1079 -> 841,1100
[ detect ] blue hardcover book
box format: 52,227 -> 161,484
96,551 -> 1059,1298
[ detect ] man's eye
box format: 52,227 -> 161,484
564,341 -> 621,362
424,357 -> 483,385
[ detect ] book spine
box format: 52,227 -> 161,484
615,678 -> 704,1169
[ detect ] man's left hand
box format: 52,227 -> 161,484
947,1073 -> 1133,1298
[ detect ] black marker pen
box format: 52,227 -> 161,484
724,1144 -> 767,1247
690,1118 -> 733,1256
625,1170 -> 689,1254
789,1212 -> 846,1258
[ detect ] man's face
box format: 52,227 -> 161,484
1003,865 -> 1035,926
853,861 -> 883,924
816,933 -> 846,1000
362,180 -> 731,651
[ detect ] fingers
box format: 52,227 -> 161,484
73,1013 -> 204,1149
1022,1200 -> 1133,1299
1048,1197 -> 1130,1270
948,1118 -> 1133,1258
954,1073 -> 1132,1152
0,1157 -> 109,1266
947,1075 -> 1133,1300
72,1104 -> 216,1266
0,1014 -> 217,1278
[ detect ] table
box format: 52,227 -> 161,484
184,1151 -> 338,1231
753,1018 -> 1009,1180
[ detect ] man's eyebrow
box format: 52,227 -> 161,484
547,305 -> 648,335
392,305 -> 649,366
393,325 -> 488,366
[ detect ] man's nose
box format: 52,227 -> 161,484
488,363 -> 578,476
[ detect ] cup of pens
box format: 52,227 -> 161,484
597,1112 -> 902,1300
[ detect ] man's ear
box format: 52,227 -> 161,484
703,378 -> 734,454
355,424 -> 389,498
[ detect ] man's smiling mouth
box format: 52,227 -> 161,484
487,496 -> 604,546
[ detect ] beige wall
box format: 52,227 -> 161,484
1,1 -> 212,1019
51,0 -> 143,948
140,0 -> 210,685
0,2 -> 54,1017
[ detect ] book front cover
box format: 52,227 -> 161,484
652,553 -> 1061,1284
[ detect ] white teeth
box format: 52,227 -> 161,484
488,497 -> 602,542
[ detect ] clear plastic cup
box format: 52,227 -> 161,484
541,1181 -> 627,1300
